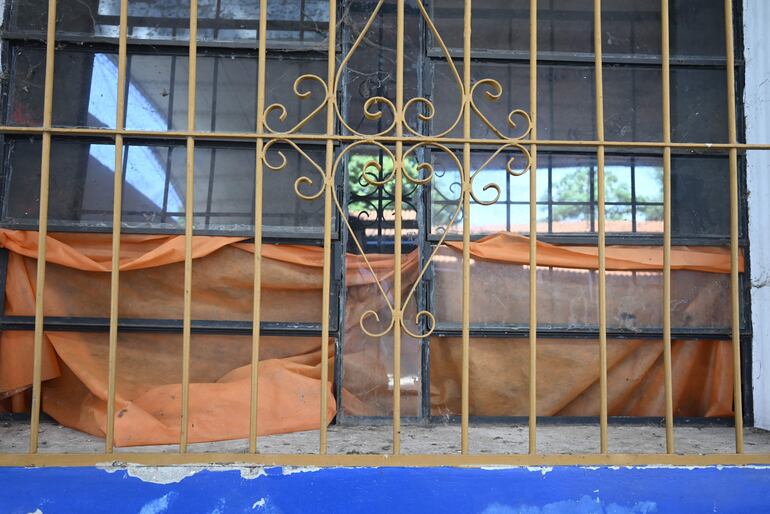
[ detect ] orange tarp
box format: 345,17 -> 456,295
0,230 -> 739,445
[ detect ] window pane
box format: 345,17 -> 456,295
7,0 -> 329,44
431,0 -> 727,58
342,0 -> 420,137
431,338 -> 733,418
604,66 -> 662,142
4,46 -> 326,133
432,63 -> 592,140
6,48 -> 123,128
671,68 -> 729,143
537,65 -> 595,141
430,152 -> 733,238
433,245 -> 733,330
671,155 -> 729,237
346,145 -> 420,253
1,138 -> 325,235
16,244 -> 325,323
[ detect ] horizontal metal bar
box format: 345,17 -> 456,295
1,452 -> 769,467
427,233 -> 749,246
1,318 -> 739,339
0,222 -> 331,241
426,415 -> 738,427
0,31 -> 331,54
0,411 -> 739,428
431,325 -> 748,340
3,132 -> 737,158
3,16 -> 328,32
0,316 -> 330,336
1,126 -> 769,150
433,200 -> 665,207
429,48 -> 742,68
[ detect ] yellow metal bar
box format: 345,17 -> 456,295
179,0 -> 199,453
392,0 -> 405,456
660,0 -> 675,454
318,0 -> 337,455
593,0 -> 608,454
28,0 -> 58,453
460,0 -> 473,456
528,0 -> 538,456
249,0 -> 269,455
723,0 -> 744,454
2,125 -> 770,150
105,0 -> 130,453
2,452 -> 770,468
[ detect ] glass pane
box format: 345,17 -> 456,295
433,245 -> 733,330
6,48 -> 122,128
10,239 -> 323,323
671,68 -> 729,143
342,250 -> 422,418
432,63 -> 592,141
430,0 -> 727,58
537,65 -> 595,141
671,155 -> 729,237
1,138 -> 325,235
346,145 -> 419,253
432,0 -> 594,54
342,0 -> 420,137
5,47 -> 325,132
604,66 -> 662,142
7,0 -> 329,44
430,152 -> 731,238
670,0 -> 727,58
431,337 -> 733,418
602,67 -> 731,145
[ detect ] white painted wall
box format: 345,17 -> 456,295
744,1 -> 770,430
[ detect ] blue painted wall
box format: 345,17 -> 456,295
1,465 -> 769,513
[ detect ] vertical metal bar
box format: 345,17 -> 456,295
593,0 -> 608,454
723,0 -> 744,454
460,0 -> 472,456
105,0 -> 130,453
180,0 -> 199,453
161,55 -> 176,223
528,0 -> 538,456
28,0 -> 58,453
203,0 -> 223,227
417,12 -> 432,422
319,0 -> 337,455
660,0 -> 675,455
392,0 -> 405,456
250,0 -> 268,454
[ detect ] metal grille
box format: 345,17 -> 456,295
1,0 -> 769,467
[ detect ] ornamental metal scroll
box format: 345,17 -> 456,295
260,0 -> 533,341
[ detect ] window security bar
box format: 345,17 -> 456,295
0,0 -> 766,467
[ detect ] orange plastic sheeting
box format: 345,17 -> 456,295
447,232 -> 743,273
44,333 -> 334,447
0,229 -> 741,275
430,338 -> 733,418
0,230 -> 739,444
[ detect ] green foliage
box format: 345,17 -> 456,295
347,154 -> 421,214
550,166 -> 663,222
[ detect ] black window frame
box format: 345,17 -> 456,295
0,0 -> 753,426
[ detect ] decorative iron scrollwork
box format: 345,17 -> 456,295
260,0 -> 534,340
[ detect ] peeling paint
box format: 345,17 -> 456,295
281,466 -> 321,476
98,464 -> 268,484
526,466 -> 553,476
